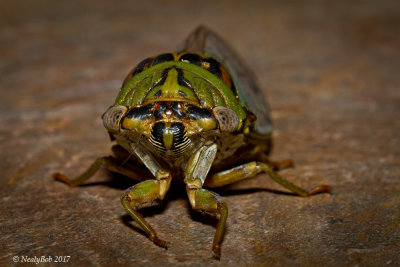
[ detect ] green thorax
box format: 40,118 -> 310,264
114,60 -> 248,130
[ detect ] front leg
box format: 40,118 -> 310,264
184,144 -> 227,259
186,187 -> 228,259
121,173 -> 171,248
121,144 -> 172,248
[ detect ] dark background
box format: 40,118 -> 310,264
1,0 -> 399,265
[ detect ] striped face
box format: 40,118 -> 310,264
119,101 -> 218,157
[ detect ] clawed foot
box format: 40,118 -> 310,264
308,185 -> 332,196
152,235 -> 168,249
212,244 -> 221,260
52,172 -> 75,187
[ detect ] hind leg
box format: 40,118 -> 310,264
205,161 -> 331,197
53,155 -> 149,186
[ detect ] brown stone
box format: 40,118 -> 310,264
1,0 -> 399,265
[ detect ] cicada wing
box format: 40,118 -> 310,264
180,26 -> 272,139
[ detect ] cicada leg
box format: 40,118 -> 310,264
120,173 -> 172,248
186,187 -> 228,260
204,162 -> 331,197
53,155 -> 148,186
184,144 -> 227,259
119,144 -> 176,249
53,145 -> 151,186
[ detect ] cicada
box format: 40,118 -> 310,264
54,26 -> 331,259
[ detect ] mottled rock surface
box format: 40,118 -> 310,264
1,0 -> 399,266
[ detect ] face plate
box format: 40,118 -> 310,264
118,101 -> 219,158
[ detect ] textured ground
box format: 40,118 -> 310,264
1,0 -> 399,266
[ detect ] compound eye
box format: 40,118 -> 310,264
102,106 -> 128,132
212,106 -> 239,132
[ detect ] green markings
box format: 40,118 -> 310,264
114,61 -> 247,130
146,67 -> 200,103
